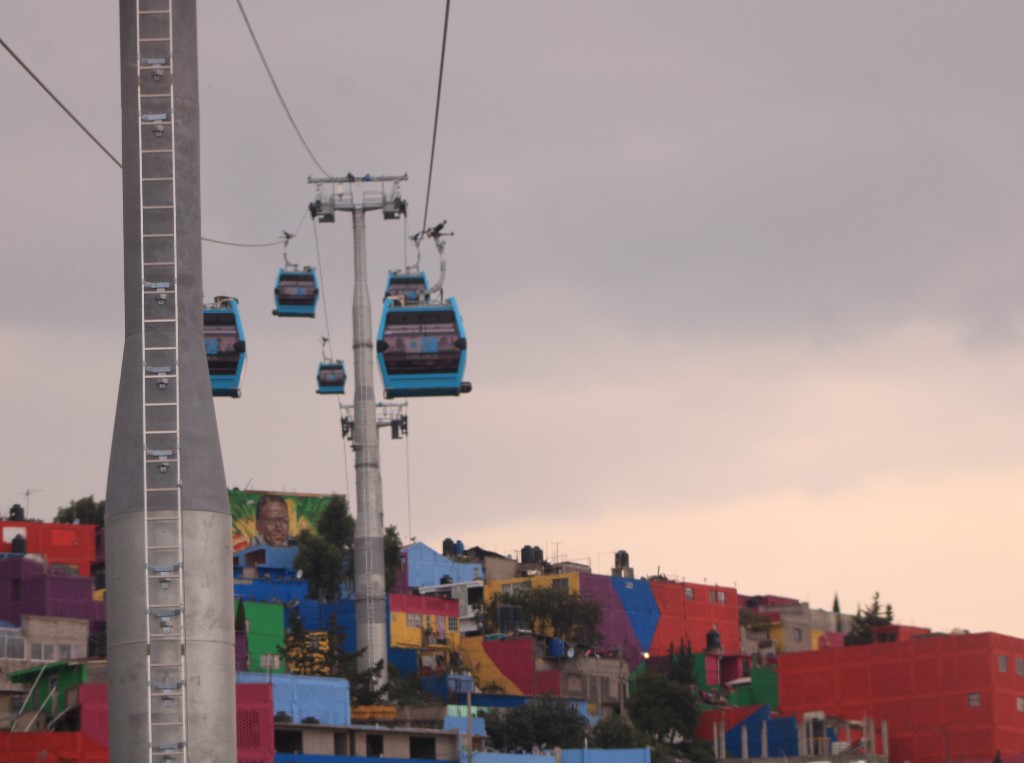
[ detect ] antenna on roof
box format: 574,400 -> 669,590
18,489 -> 42,517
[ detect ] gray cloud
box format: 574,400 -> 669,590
4,1 -> 1024,637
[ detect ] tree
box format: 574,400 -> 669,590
349,659 -> 387,706
316,495 -> 355,548
593,713 -> 646,749
484,705 -> 534,754
385,663 -> 430,706
54,496 -> 105,527
482,588 -> 603,645
665,640 -> 696,686
484,697 -> 587,753
293,531 -> 346,601
627,672 -> 700,754
384,524 -> 402,591
280,610 -> 387,705
845,592 -> 894,646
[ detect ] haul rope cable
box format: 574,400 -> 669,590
235,0 -> 331,178
419,0 -> 452,241
1,35 -> 289,250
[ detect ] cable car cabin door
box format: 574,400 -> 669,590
376,298 -> 469,398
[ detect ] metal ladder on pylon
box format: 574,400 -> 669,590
137,0 -> 188,761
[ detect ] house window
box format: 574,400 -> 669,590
59,645 -> 72,660
8,637 -> 24,660
684,587 -> 694,601
793,628 -> 803,642
1017,658 -> 1024,676
30,643 -> 54,662
709,590 -> 717,603
1017,697 -> 1024,713
407,613 -> 423,628
552,578 -> 569,593
999,655 -> 1008,672
0,631 -> 24,660
967,693 -> 982,708
717,591 -> 727,605
447,617 -> 459,633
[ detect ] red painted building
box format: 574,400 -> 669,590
0,521 -> 97,578
778,631 -> 1024,762
0,732 -> 107,762
649,579 -> 739,657
78,682 -> 276,762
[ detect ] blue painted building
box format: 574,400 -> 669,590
399,542 -> 482,590
237,671 -> 351,727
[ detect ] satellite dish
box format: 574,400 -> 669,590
566,646 -> 575,658
295,569 -> 304,580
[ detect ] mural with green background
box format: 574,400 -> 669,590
229,489 -> 336,551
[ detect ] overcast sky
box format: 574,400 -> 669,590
3,1 -> 1024,638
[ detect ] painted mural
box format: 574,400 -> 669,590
229,489 -> 338,552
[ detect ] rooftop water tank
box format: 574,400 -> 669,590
706,628 -> 722,653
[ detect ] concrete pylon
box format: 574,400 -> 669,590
106,1 -> 237,760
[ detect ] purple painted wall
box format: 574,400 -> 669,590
580,573 -> 643,667
0,558 -> 105,633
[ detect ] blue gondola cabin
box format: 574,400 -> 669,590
204,296 -> 246,398
376,297 -> 470,398
274,267 -> 319,318
317,361 -> 347,395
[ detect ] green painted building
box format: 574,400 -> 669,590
236,599 -> 286,674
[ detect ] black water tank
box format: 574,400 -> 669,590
521,545 -> 534,564
614,550 -> 630,569
706,628 -> 722,653
440,574 -> 453,585
10,535 -> 26,555
532,546 -> 543,564
8,504 -> 24,521
442,538 -> 455,558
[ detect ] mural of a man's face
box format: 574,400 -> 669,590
256,499 -> 290,547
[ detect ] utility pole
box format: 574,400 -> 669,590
310,174 -> 406,687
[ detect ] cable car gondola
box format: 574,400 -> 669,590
376,297 -> 471,398
203,296 -> 246,398
384,270 -> 428,305
273,266 -> 319,318
317,361 -> 347,395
